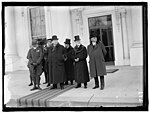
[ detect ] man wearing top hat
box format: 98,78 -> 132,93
64,39 -> 75,85
47,35 -> 66,90
27,41 -> 43,91
73,35 -> 90,88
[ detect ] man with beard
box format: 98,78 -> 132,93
64,39 -> 74,85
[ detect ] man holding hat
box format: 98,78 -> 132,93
64,39 -> 75,85
27,41 -> 43,91
73,35 -> 90,88
47,35 -> 66,90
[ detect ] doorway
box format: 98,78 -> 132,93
88,15 -> 115,65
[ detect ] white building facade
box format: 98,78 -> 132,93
5,6 -> 143,72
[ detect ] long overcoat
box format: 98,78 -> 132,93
64,46 -> 75,81
47,43 -> 66,84
27,47 -> 43,78
87,42 -> 107,77
73,45 -> 90,83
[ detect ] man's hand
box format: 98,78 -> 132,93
32,63 -> 37,66
75,58 -> 79,62
64,57 -> 67,61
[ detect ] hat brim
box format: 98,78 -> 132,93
74,39 -> 80,41
52,39 -> 58,41
64,42 -> 70,44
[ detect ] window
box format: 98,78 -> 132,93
29,7 -> 46,40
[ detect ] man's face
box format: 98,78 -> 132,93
91,37 -> 97,42
52,40 -> 58,46
75,40 -> 81,46
65,44 -> 69,48
32,44 -> 38,48
47,40 -> 52,46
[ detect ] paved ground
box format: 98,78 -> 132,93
4,66 -> 143,107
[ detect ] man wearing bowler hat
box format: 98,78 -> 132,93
64,39 -> 75,85
47,35 -> 66,90
73,35 -> 90,88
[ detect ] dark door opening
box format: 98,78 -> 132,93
88,15 -> 115,65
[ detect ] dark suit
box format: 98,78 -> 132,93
73,45 -> 90,84
64,46 -> 75,83
87,41 -> 107,77
47,43 -> 66,85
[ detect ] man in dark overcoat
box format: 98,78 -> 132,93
47,35 -> 66,90
64,39 -> 75,85
73,35 -> 90,88
87,36 -> 107,90
45,38 -> 52,87
27,41 -> 43,91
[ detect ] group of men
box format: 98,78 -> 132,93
27,35 -> 107,91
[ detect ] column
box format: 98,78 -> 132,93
5,7 -> 17,56
5,7 -> 18,72
45,6 -> 52,39
120,8 -> 130,65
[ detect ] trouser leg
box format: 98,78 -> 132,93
84,82 -> 87,88
50,83 -> 57,89
75,83 -> 81,88
65,81 -> 68,85
60,83 -> 64,89
84,82 -> 87,86
70,80 -> 73,85
30,75 -> 33,83
100,76 -> 105,90
94,76 -> 99,87
32,76 -> 37,88
53,84 -> 57,88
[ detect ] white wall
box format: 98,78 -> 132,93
5,7 -> 19,72
14,7 -> 30,70
129,6 -> 143,66
5,6 -> 143,72
49,7 -> 73,45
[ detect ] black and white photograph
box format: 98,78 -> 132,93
2,1 -> 148,111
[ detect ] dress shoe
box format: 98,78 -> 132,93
100,85 -> 104,90
30,87 -> 38,91
60,86 -> 64,90
71,82 -> 73,85
50,86 -> 57,90
43,82 -> 47,84
28,83 -> 33,86
84,85 -> 87,89
47,83 -> 50,87
37,87 -> 42,90
75,85 -> 81,88
64,82 -> 68,85
92,86 -> 99,89
100,87 -> 104,90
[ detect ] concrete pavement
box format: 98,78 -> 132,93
5,66 -> 143,107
